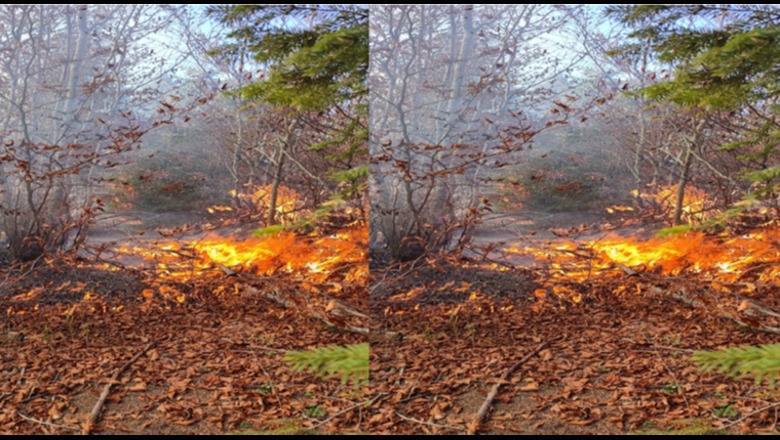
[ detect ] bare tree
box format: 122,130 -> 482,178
0,5 -> 193,261
370,5 -> 585,258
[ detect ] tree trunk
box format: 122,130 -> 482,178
672,118 -> 705,226
672,144 -> 693,226
268,118 -> 296,226
267,147 -> 287,226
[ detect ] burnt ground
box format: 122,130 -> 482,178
367,206 -> 780,435
0,209 -> 369,435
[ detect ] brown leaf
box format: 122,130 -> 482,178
518,380 -> 540,392
430,405 -> 446,420
48,406 -> 63,420
126,380 -> 147,392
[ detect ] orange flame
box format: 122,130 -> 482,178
506,224 -> 780,303
116,226 -> 368,301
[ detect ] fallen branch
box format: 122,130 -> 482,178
666,287 -> 780,335
17,411 -> 79,432
396,411 -> 466,432
722,401 -> 780,430
311,393 -> 388,430
468,340 -> 549,435
82,342 -> 155,435
246,285 -> 369,335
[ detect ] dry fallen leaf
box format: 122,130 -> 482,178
518,380 -> 540,392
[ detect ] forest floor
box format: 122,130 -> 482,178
0,211 -> 369,435
368,211 -> 780,435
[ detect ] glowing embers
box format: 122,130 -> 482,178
605,205 -> 634,214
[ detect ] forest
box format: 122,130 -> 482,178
0,5 -> 368,435
370,4 -> 780,435
2,3 -> 780,436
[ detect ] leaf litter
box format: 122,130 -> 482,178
0,220 -> 368,434
369,224 -> 780,435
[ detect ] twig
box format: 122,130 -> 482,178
244,345 -> 287,353
0,254 -> 46,294
18,392 -> 49,404
645,345 -> 697,353
311,393 -> 388,430
644,333 -> 690,412
721,401 -> 780,430
370,254 -> 426,295
257,362 -> 283,409
250,285 -> 369,335
82,342 -> 155,435
396,391 -> 432,405
395,411 -> 466,432
468,340 -> 549,435
622,339 -> 697,354
17,411 -> 79,432
667,287 -> 780,336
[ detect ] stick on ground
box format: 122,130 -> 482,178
82,342 -> 155,435
468,340 -> 549,435
17,411 -> 79,432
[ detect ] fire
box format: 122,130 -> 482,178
587,229 -> 780,282
224,184 -> 309,221
605,205 -> 634,214
206,205 -> 232,214
111,185 -> 366,303
632,184 -> 712,223
497,182 -> 780,305
192,227 -> 368,282
508,225 -> 780,301
116,226 -> 368,302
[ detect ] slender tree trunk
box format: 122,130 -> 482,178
268,118 -> 296,226
672,145 -> 693,226
672,118 -> 705,226
267,148 -> 287,226
49,5 -> 89,249
433,5 -> 475,224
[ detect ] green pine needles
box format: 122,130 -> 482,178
693,343 -> 780,386
284,343 -> 369,387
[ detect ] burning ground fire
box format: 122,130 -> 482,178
500,184 -> 779,303
508,226 -> 780,287
116,227 -> 368,300
385,184 -> 780,316
2,185 -> 368,339
110,185 -> 368,303
4,225 -> 367,315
